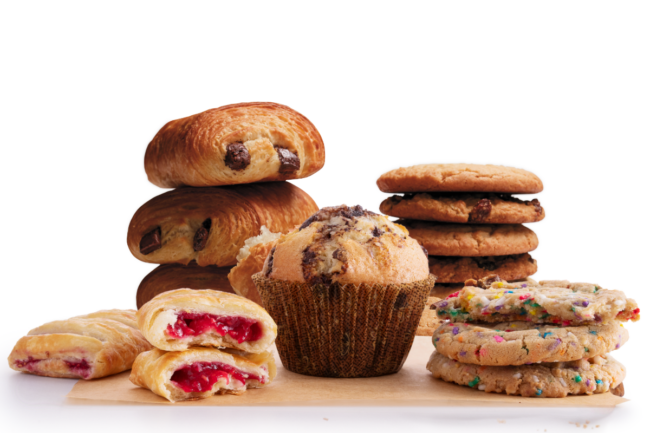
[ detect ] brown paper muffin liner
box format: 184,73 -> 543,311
253,273 -> 436,378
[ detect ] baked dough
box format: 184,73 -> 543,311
144,102 -> 325,188
130,347 -> 276,402
137,289 -> 277,353
137,262 -> 235,309
127,182 -> 318,267
8,310 -> 152,379
228,227 -> 280,305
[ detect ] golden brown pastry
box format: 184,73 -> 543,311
8,310 -> 152,379
137,289 -> 277,353
228,226 -> 281,305
144,102 -> 325,188
137,262 -> 235,309
130,347 -> 276,403
127,182 -> 318,267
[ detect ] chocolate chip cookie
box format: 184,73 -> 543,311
427,351 -> 625,398
429,254 -> 537,283
432,321 -> 628,365
377,164 -> 543,194
398,220 -> 538,257
380,193 -> 544,224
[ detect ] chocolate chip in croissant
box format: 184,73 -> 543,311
274,146 -> 300,173
225,142 -> 251,171
193,219 -> 212,252
140,227 -> 162,255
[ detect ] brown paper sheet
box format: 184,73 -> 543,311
67,337 -> 627,407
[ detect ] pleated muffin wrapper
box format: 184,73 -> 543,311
253,273 -> 436,378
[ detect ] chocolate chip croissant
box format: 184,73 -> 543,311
144,102 -> 325,188
127,182 -> 318,267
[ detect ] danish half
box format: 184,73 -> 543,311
137,289 -> 277,353
144,102 -> 325,188
8,310 -> 152,379
130,347 -> 276,403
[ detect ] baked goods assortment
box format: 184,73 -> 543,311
426,277 -> 639,397
8,310 -> 152,379
252,204 -> 436,377
7,101 -> 642,404
128,102 -> 321,304
131,289 -> 278,402
377,163 -> 544,302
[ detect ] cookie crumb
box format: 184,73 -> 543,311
497,420 -> 506,424
323,418 -> 328,421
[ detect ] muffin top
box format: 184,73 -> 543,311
261,205 -> 430,285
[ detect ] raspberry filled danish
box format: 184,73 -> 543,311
130,347 -> 276,402
8,310 -> 152,379
137,289 -> 277,353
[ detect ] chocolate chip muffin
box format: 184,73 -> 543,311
253,205 -> 436,378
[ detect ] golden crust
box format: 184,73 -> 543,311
137,262 -> 235,309
130,347 -> 276,402
380,193 -> 545,224
8,312 -> 152,380
137,289 -> 277,353
377,164 -> 543,194
73,309 -> 138,328
145,102 -> 325,188
127,182 -> 318,267
399,220 -> 539,257
228,241 -> 276,305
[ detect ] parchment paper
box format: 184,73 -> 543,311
67,337 -> 627,407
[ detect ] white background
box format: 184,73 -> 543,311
1,1 -> 648,432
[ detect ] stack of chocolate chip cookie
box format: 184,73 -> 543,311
377,164 -> 544,300
426,277 -> 640,398
127,102 -> 324,307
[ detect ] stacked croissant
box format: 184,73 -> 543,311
129,102 -> 325,307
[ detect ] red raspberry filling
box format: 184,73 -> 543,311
14,356 -> 40,370
166,312 -> 263,344
171,361 -> 265,393
15,356 -> 91,378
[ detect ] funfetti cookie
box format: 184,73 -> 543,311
377,164 -> 543,194
430,278 -> 537,300
428,254 -> 537,283
380,193 -> 544,224
432,283 -> 641,325
426,351 -> 625,398
398,220 -> 538,257
432,321 -> 629,365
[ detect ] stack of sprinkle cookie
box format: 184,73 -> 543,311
376,163 -> 544,336
426,277 -> 640,398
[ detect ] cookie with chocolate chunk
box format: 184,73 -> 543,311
432,321 -> 628,366
427,351 -> 625,398
377,164 -> 543,194
380,193 -> 544,224
429,254 -> 537,283
416,297 -> 443,336
398,220 -> 538,257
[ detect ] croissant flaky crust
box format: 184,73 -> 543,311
8,310 -> 152,380
144,102 -> 325,188
137,289 -> 277,353
127,182 -> 318,267
137,262 -> 235,309
130,347 -> 276,403
228,240 -> 277,305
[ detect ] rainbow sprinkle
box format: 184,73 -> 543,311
468,377 -> 480,387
